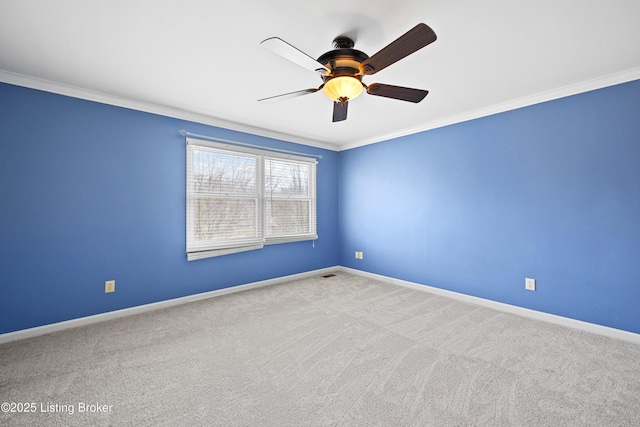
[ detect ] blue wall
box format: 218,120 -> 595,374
2,79 -> 640,336
0,83 -> 339,334
339,79 -> 640,334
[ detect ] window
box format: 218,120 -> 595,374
186,137 -> 317,260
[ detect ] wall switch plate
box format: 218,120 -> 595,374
525,278 -> 536,291
105,280 -> 115,293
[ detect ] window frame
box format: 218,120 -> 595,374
186,137 -> 317,260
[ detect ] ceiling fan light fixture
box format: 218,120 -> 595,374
260,23 -> 437,121
322,76 -> 363,102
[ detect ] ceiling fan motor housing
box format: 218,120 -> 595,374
317,37 -> 369,84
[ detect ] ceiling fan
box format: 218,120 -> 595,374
258,23 -> 437,122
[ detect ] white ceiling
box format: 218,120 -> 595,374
1,0 -> 640,151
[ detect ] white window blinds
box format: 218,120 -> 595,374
265,158 -> 315,242
186,137 -> 317,260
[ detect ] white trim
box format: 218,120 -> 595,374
338,267 -> 640,344
338,66 -> 640,151
183,131 -> 323,160
4,68 -> 640,153
3,265 -> 639,345
0,266 -> 339,345
187,244 -> 264,260
0,69 -> 336,151
265,234 -> 318,245
187,136 -> 317,164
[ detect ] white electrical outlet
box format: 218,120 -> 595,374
354,251 -> 364,259
105,280 -> 115,293
525,278 -> 536,291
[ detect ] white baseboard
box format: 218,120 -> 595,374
0,266 -> 339,344
339,267 -> 640,344
4,266 -> 638,345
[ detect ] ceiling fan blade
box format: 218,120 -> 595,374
261,37 -> 330,75
361,23 -> 437,75
332,101 -> 348,122
366,83 -> 428,103
258,88 -> 320,104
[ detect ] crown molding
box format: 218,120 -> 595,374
338,66 -> 640,151
0,70 -> 338,152
4,67 -> 639,153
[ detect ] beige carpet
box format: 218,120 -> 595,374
1,272 -> 639,426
